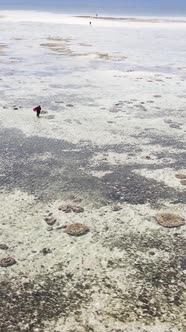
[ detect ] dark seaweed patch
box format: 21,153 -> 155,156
0,128 -> 185,206
0,128 -> 101,202
102,230 -> 186,324
102,166 -> 186,206
0,273 -> 93,331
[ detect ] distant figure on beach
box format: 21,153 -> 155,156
89,21 -> 92,25
96,14 -> 98,18
33,105 -> 41,118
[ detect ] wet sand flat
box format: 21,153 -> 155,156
0,12 -> 186,332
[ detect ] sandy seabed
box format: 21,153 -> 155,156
0,11 -> 186,332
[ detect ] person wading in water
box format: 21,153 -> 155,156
33,105 -> 41,117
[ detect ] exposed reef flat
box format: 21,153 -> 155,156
0,13 -> 186,332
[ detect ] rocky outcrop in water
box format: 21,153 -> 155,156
0,257 -> 16,268
64,223 -> 89,236
156,213 -> 185,228
58,204 -> 84,213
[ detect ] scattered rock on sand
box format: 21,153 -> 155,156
175,174 -> 186,179
64,223 -> 89,236
44,216 -> 56,226
145,156 -> 151,160
112,206 -> 122,211
47,226 -> 53,232
41,248 -> 52,255
58,204 -> 72,213
72,206 -> 84,213
157,213 -> 185,228
169,123 -> 180,129
66,194 -> 83,203
180,180 -> 186,186
67,194 -> 76,200
0,244 -> 8,250
47,212 -> 53,216
0,257 -> 16,267
58,204 -> 84,213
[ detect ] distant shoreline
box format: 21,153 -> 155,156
1,10 -> 186,27
75,15 -> 186,23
